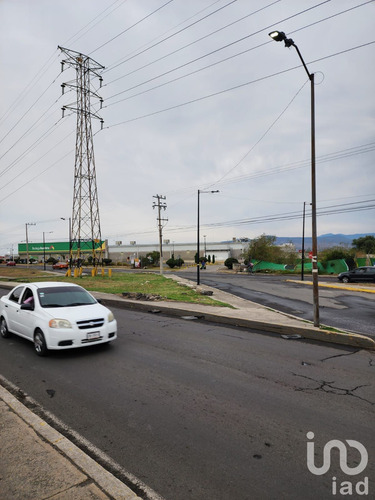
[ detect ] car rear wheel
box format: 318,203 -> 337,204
342,277 -> 350,283
0,317 -> 11,338
34,330 -> 48,356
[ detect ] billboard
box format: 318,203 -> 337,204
18,241 -> 105,254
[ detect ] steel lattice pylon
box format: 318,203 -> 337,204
59,46 -> 105,269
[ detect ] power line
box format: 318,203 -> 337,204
105,0 -> 226,71
104,0 -> 331,98
0,149 -> 74,205
105,40 -> 375,128
162,199 -> 375,234
104,0 -> 239,74
0,1 -> 129,138
106,0 -> 280,85
89,0 -> 175,56
63,0 -> 129,48
104,1 -> 371,109
0,128 -> 74,191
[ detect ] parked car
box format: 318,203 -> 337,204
6,261 -> 16,266
52,262 -> 69,270
338,266 -> 375,283
0,282 -> 117,356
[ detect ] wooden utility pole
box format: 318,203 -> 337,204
152,195 -> 168,275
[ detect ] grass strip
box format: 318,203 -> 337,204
0,268 -> 231,307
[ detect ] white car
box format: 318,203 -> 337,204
0,282 -> 117,356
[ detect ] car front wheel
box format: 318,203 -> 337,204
342,277 -> 350,283
34,330 -> 48,356
0,317 -> 11,338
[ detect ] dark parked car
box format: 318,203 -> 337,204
338,266 -> 375,283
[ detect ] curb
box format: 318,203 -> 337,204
286,279 -> 375,294
94,293 -> 375,351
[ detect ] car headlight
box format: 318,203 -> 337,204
108,311 -> 115,323
49,319 -> 72,329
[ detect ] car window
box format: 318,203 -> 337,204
21,287 -> 35,305
37,286 -> 97,308
9,286 -> 24,303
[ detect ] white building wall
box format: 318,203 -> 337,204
108,241 -> 248,264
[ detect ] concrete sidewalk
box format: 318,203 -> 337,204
1,273 -> 374,500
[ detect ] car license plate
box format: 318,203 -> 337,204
87,331 -> 100,340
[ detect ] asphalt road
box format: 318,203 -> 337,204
176,271 -> 375,337
0,305 -> 374,500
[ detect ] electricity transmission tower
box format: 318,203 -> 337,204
152,195 -> 168,275
59,46 -> 104,269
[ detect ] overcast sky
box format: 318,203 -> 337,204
0,0 -> 374,254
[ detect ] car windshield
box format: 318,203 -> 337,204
37,286 -> 97,308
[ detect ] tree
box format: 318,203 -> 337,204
352,235 -> 375,254
319,246 -> 356,270
146,251 -> 160,265
243,234 -> 298,265
319,246 -> 355,263
244,234 -> 277,262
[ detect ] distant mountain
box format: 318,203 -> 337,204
275,233 -> 375,250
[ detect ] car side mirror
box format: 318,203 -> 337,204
21,303 -> 34,311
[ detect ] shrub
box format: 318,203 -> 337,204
166,258 -> 176,268
166,257 -> 184,269
224,257 -> 238,269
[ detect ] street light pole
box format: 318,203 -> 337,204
61,217 -> 72,268
197,190 -> 219,285
43,231 -> 53,270
269,30 -> 320,327
25,222 -> 36,268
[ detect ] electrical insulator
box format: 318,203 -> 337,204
100,119 -> 104,130
61,83 -> 65,95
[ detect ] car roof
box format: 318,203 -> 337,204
20,282 -> 83,289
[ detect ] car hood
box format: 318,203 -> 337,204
41,303 -> 110,322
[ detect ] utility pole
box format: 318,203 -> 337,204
25,222 -> 36,268
59,46 -> 105,271
152,195 -> 168,275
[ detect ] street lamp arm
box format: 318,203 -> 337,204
269,30 -> 312,80
291,44 -> 312,81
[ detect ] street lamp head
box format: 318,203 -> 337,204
199,189 -> 220,194
269,30 -> 294,48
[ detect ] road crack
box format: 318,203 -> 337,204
320,349 -> 360,362
292,373 -> 374,406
